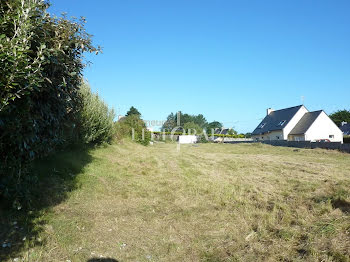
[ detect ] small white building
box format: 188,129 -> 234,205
179,135 -> 197,144
252,105 -> 343,143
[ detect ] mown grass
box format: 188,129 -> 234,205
1,142 -> 350,261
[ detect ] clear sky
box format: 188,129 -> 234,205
49,0 -> 350,133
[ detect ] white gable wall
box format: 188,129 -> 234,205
282,106 -> 309,140
267,131 -> 284,140
252,131 -> 283,141
288,134 -> 306,141
304,111 -> 343,142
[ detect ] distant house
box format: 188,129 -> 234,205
252,105 -> 343,143
340,122 -> 350,135
214,128 -> 229,135
117,115 -> 126,122
210,128 -> 230,142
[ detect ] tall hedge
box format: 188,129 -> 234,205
77,82 -> 115,144
0,0 -> 100,207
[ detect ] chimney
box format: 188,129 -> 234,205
267,108 -> 274,115
341,121 -> 348,126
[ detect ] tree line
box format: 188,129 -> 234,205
329,110 -> 350,126
161,112 -> 250,136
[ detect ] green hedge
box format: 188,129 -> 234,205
77,83 -> 115,144
0,0 -> 99,208
211,134 -> 246,138
152,131 -> 184,135
152,131 -> 246,138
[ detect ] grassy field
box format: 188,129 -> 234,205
1,142 -> 350,262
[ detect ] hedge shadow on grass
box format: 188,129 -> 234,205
0,145 -> 93,261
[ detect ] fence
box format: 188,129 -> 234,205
259,140 -> 350,153
218,138 -> 255,143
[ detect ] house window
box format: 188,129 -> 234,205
329,135 -> 334,139
277,120 -> 286,126
258,123 -> 266,129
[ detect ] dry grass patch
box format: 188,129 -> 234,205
1,142 -> 350,261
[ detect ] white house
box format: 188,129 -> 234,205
252,105 -> 343,143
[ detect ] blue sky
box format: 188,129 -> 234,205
49,0 -> 350,133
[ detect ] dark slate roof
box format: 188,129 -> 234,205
252,105 -> 304,135
340,123 -> 350,135
289,111 -> 322,135
214,129 -> 222,134
220,129 -> 229,135
214,128 -> 229,135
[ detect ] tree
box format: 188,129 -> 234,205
228,128 -> 237,135
192,114 -> 207,128
162,112 -> 176,131
329,110 -> 350,126
175,112 -> 190,127
206,121 -> 223,131
115,114 -> 150,146
162,111 -> 208,131
126,106 -> 141,117
184,122 -> 202,134
245,132 -> 252,138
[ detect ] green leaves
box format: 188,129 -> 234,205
0,0 -> 101,208
77,82 -> 115,144
329,110 -> 350,126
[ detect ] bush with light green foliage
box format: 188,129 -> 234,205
115,114 -> 151,146
77,82 -> 115,144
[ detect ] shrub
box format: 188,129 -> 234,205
115,115 -> 150,145
76,82 -> 115,144
138,131 -> 151,146
198,135 -> 209,143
